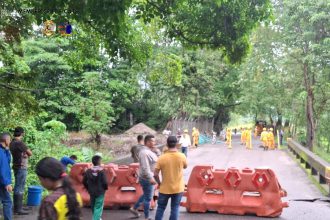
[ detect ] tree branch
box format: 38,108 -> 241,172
0,83 -> 69,92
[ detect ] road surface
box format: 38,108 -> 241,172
11,135 -> 330,220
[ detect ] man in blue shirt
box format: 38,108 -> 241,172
60,155 -> 77,170
0,133 -> 13,220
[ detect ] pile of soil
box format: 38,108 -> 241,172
65,124 -> 165,159
124,123 -> 157,135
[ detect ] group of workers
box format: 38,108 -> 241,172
224,127 -> 277,150
241,128 -> 253,149
224,128 -> 253,149
260,127 -> 276,150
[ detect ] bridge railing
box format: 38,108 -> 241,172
287,138 -> 330,196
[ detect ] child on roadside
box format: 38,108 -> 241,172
35,157 -> 82,220
83,155 -> 108,220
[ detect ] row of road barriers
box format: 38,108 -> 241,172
180,165 -> 288,217
70,163 -> 288,217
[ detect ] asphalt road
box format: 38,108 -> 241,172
11,135 -> 330,220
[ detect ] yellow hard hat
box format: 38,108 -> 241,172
184,129 -> 188,133
263,128 -> 266,131
270,128 -> 273,131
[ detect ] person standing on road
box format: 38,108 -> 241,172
245,128 -> 252,150
179,129 -> 191,157
192,127 -> 198,148
279,129 -> 284,146
154,136 -> 187,220
226,128 -> 232,149
0,133 -> 13,220
10,127 -> 32,215
260,128 -> 268,150
130,135 -> 158,220
131,135 -> 144,163
83,155 -> 108,220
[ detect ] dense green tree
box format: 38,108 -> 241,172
281,0 -> 330,150
80,72 -> 114,148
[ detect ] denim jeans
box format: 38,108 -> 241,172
14,168 -> 27,195
0,186 -> 13,220
155,193 -> 183,220
133,178 -> 154,218
181,147 -> 188,157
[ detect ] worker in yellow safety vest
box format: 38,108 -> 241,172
196,128 -> 200,147
245,128 -> 252,149
226,128 -> 232,149
267,128 -> 275,150
192,127 -> 199,148
240,128 -> 246,145
260,128 -> 268,150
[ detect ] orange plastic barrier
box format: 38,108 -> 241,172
180,165 -> 288,217
70,163 -> 92,205
70,163 -> 156,209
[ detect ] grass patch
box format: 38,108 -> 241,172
314,147 -> 330,163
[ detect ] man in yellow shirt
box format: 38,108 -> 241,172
154,136 -> 187,220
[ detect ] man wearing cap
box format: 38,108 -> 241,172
10,127 -> 32,215
179,129 -> 191,157
154,136 -> 187,220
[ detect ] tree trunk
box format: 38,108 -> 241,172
96,133 -> 101,149
129,111 -> 133,126
303,62 -> 316,151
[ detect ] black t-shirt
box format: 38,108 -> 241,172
10,139 -> 28,169
82,167 -> 108,197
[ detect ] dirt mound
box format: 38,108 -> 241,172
124,123 -> 157,135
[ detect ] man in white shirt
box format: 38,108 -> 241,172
179,129 -> 191,157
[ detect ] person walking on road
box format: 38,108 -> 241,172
260,128 -> 268,150
10,127 -> 31,215
267,128 -> 275,150
279,129 -> 284,146
36,157 -> 82,220
130,135 -> 158,220
0,133 -> 13,220
131,135 -> 144,163
192,127 -> 199,148
83,155 -> 108,220
154,136 -> 187,220
179,129 -> 191,157
226,128 -> 232,149
240,128 -> 246,145
245,128 -> 252,150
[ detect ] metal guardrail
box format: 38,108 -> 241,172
287,138 -> 330,195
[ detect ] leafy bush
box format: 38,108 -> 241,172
8,119 -> 113,199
